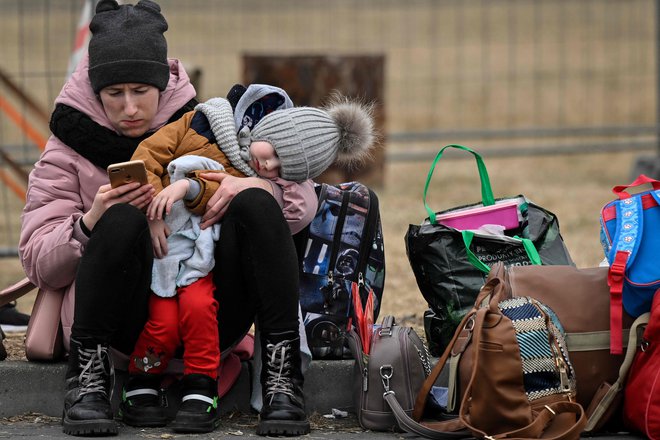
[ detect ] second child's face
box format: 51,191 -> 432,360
248,141 -> 281,179
99,83 -> 159,138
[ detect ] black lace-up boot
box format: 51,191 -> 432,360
62,337 -> 117,436
170,373 -> 220,433
256,330 -> 310,436
118,373 -> 167,427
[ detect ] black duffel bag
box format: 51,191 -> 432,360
405,145 -> 574,355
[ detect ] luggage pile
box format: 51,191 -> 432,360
371,144 -> 660,438
341,144 -> 660,439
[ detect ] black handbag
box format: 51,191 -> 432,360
405,145 -> 574,356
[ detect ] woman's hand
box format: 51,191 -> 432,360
148,217 -> 170,259
199,173 -> 271,229
147,179 -> 189,220
83,182 -> 154,231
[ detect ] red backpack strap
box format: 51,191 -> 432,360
608,251 -> 629,355
606,188 -> 644,355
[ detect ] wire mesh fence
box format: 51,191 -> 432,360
0,0 -> 657,256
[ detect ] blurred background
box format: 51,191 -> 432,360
1,0 -> 659,324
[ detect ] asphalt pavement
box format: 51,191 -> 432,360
0,412 -> 410,440
0,406 -> 647,440
0,355 -> 649,439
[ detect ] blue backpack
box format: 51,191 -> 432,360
297,182 -> 385,360
600,174 -> 660,354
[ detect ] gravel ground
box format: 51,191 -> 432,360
2,331 -> 26,361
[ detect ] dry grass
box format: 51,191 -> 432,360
1,150 -> 640,329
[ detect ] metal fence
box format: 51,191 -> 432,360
0,0 -> 657,255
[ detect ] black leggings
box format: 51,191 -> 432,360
214,188 -> 300,352
72,203 -> 152,354
72,188 -> 300,355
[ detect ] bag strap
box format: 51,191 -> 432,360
464,401 -> 586,440
0,277 -> 36,308
607,194 -> 643,355
383,391 -> 470,439
583,312 -> 650,432
423,144 -> 495,225
412,278 -> 505,421
355,186 -> 380,280
462,230 -> 541,274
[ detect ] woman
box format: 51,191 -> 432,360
19,0 -> 313,436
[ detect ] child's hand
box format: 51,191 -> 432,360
148,217 -> 170,259
148,179 -> 190,220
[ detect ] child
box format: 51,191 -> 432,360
121,86 -> 376,433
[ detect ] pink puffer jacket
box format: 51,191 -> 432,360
19,54 -> 197,353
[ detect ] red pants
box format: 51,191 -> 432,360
128,274 -> 220,379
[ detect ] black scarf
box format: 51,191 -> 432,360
49,98 -> 198,169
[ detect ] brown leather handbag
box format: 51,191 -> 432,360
489,262 -> 635,432
390,276 -> 586,440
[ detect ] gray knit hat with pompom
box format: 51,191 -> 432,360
248,95 -> 376,182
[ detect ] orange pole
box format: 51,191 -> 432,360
0,169 -> 26,201
0,95 -> 47,150
0,67 -> 50,126
0,149 -> 29,184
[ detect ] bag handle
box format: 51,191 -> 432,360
424,145 -> 495,225
612,174 -> 660,200
462,230 -> 542,274
0,277 -> 36,308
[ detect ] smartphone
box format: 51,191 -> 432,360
107,160 -> 148,189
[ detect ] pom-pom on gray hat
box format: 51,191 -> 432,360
88,0 -> 169,93
249,96 -> 376,182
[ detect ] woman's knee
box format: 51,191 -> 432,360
225,189 -> 281,222
94,203 -> 148,241
224,188 -> 289,234
82,204 -> 151,265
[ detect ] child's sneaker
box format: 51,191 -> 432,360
119,373 -> 168,427
171,373 -> 219,433
0,302 -> 30,333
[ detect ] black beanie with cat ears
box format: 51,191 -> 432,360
88,0 -> 169,93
